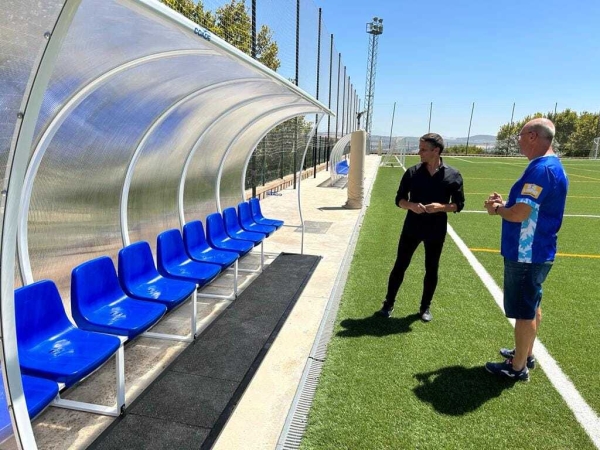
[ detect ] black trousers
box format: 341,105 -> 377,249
385,231 -> 445,310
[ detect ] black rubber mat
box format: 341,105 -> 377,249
89,253 -> 320,450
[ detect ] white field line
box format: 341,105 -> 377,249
447,224 -> 600,448
445,156 -> 475,163
459,210 -> 600,219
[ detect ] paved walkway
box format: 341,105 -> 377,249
213,155 -> 379,449
28,155 -> 380,450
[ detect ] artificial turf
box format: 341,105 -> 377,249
300,158 -> 599,449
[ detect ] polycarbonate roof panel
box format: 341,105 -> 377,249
1,1 -> 65,445
20,0 -> 331,305
182,99 -> 313,222
219,108 -> 322,211
127,80 -> 294,247
27,55 -> 247,297
0,0 -> 63,209
32,0 -> 215,141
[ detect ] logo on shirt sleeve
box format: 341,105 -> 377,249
521,183 -> 543,199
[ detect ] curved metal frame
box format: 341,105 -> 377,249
238,112 -> 323,254
119,77 -> 263,246
240,113 -> 320,199
177,93 -> 297,227
17,49 -> 216,284
1,1 -> 83,448
329,133 -> 353,183
298,115 -> 325,254
214,105 -> 320,212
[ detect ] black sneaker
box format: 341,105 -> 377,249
499,348 -> 536,369
377,301 -> 394,318
419,308 -> 433,322
485,359 -> 530,382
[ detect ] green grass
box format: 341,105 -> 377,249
447,156 -> 600,416
300,157 -> 600,449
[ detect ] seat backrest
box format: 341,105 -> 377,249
183,220 -> 209,253
0,373 -> 11,441
72,257 -> 124,315
0,371 -> 59,420
157,229 -> 188,269
15,280 -> 74,348
206,213 -> 227,243
223,207 -> 242,234
335,159 -> 349,175
249,198 -> 263,220
119,241 -> 159,288
238,202 -> 254,227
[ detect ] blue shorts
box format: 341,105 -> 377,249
503,259 -> 552,320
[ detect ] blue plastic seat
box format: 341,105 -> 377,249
157,229 -> 222,285
2,373 -> 57,418
183,220 -> 239,268
206,213 -> 254,256
223,207 -> 266,244
238,202 -> 276,236
335,159 -> 349,175
249,198 -> 284,229
0,373 -> 59,442
118,241 -> 196,310
15,280 -> 122,388
72,257 -> 167,339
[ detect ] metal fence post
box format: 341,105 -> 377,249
293,0 -> 300,188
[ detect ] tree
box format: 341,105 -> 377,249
495,113 -> 542,155
215,0 -> 251,55
161,0 -> 291,185
447,144 -> 484,155
162,0 -> 216,29
161,0 -> 280,71
494,110 -> 600,157
256,25 -> 280,71
194,4 -> 217,32
495,122 -> 520,155
565,112 -> 599,157
546,108 -> 578,154
162,0 -> 196,18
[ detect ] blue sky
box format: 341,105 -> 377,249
314,0 -> 600,138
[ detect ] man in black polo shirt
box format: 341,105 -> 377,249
378,133 -> 464,321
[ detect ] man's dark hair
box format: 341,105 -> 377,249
420,133 -> 445,153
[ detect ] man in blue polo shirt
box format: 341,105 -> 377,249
484,118 -> 568,381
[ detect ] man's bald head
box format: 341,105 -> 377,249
518,118 -> 556,159
523,118 -> 555,142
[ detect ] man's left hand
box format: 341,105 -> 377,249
424,203 -> 444,213
485,202 -> 498,215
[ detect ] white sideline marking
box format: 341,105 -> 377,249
459,210 -> 600,219
447,224 -> 600,448
562,214 -> 600,219
445,156 -> 474,163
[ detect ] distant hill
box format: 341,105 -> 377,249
365,134 -> 496,152
315,132 -> 497,152
446,135 -> 496,145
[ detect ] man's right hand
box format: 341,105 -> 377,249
487,192 -> 503,203
410,202 -> 427,214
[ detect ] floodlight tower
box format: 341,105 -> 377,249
364,17 -> 383,135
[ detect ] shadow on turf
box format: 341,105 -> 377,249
337,313 -> 421,338
413,365 -> 516,415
